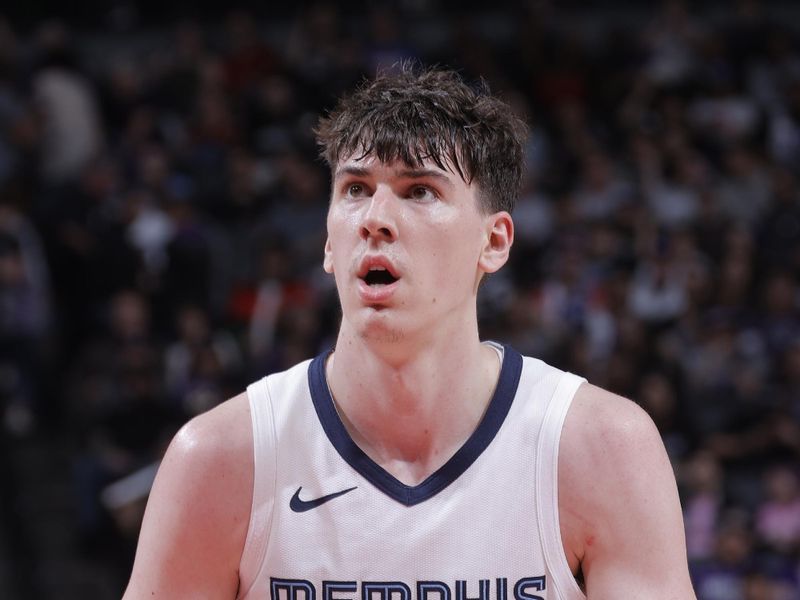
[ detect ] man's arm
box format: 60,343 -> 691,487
123,393 -> 253,599
559,384 -> 696,599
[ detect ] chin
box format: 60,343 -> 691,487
360,316 -> 405,344
361,328 -> 406,344
351,307 -> 408,344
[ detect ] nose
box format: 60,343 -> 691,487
360,185 -> 398,242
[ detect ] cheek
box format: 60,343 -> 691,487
420,223 -> 483,288
327,241 -> 349,277
324,213 -> 348,270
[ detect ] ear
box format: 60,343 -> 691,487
478,211 -> 514,274
323,237 -> 334,274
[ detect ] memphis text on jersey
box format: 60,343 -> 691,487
270,576 -> 548,600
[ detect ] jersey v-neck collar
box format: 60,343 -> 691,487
307,343 -> 523,506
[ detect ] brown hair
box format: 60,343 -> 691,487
315,64 -> 528,214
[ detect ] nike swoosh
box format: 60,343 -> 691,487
290,486 -> 357,512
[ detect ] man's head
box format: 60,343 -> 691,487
315,65 -> 528,214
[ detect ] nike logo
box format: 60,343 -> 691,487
290,486 -> 357,512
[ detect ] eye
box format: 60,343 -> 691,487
408,185 -> 437,203
345,183 -> 367,198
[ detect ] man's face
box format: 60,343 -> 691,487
324,154 -> 511,344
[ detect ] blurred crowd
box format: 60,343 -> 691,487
0,1 -> 799,598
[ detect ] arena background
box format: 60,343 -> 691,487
0,1 -> 799,598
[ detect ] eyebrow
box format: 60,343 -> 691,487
397,169 -> 454,188
333,166 -> 455,189
333,166 -> 370,181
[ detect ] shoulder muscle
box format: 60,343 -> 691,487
559,384 -> 695,598
123,392 -> 254,599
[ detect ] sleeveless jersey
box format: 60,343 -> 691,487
238,344 -> 587,600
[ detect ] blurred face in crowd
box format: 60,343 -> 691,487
0,247 -> 23,286
323,154 -> 511,344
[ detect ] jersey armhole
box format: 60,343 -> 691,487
238,378 -> 278,599
534,372 -> 588,600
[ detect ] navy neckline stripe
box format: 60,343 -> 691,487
307,344 -> 523,506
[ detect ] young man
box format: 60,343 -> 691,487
123,67 -> 696,599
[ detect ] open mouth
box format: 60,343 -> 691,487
361,267 -> 399,286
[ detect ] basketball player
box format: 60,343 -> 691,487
123,67 -> 696,599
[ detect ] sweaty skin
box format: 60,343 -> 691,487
123,157 -> 696,599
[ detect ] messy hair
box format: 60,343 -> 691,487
315,64 -> 528,214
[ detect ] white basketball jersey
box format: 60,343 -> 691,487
238,343 -> 587,600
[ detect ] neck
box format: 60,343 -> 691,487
326,323 -> 502,484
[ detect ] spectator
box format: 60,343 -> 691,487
755,465 -> 800,557
682,451 -> 724,562
0,202 -> 52,433
32,22 -> 103,184
164,304 -> 242,415
691,511 -> 754,600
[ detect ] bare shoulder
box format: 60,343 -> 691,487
170,391 -> 253,474
558,383 -> 695,597
154,391 -> 254,544
561,383 -> 662,470
560,382 -> 670,524
123,392 -> 254,599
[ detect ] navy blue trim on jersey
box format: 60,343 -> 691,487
307,343 -> 523,506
